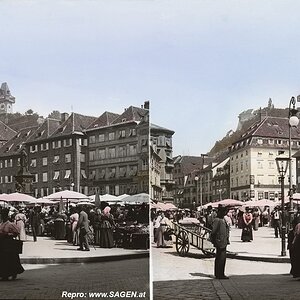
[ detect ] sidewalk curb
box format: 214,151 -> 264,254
227,253 -> 290,264
20,252 -> 149,264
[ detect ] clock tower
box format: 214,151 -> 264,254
0,82 -> 15,114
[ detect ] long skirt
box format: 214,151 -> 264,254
241,225 -> 253,242
100,228 -> 114,248
0,238 -> 24,279
290,235 -> 300,277
94,228 -> 101,246
16,220 -> 27,241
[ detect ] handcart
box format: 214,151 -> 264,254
171,220 -> 215,257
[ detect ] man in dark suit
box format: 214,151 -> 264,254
210,205 -> 230,279
76,206 -> 90,251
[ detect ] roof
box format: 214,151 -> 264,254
237,116 -> 300,142
173,155 -> 214,175
150,123 -> 175,135
0,126 -> 38,156
111,106 -> 148,125
0,120 -> 17,142
51,113 -> 97,137
86,111 -> 120,130
26,118 -> 61,143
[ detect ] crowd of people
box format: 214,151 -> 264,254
0,201 -> 149,280
151,203 -> 300,280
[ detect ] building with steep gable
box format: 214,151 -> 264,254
229,116 -> 300,201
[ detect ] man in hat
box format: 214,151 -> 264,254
210,205 -> 230,279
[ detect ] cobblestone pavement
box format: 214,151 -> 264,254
153,274 -> 300,300
152,240 -> 300,299
0,258 -> 149,300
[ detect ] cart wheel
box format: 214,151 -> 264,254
176,230 -> 190,256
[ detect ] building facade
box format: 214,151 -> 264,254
150,124 -> 175,203
229,116 -> 300,201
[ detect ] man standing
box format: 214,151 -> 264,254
272,207 -> 281,238
210,206 -> 230,279
76,206 -> 90,251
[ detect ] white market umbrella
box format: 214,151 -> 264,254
90,193 -> 118,202
3,192 -> 36,203
44,190 -> 90,203
214,199 -> 244,207
122,193 -> 149,204
28,198 -> 56,206
116,194 -> 130,200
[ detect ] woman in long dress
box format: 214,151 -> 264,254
0,208 -> 24,280
69,208 -> 79,246
14,209 -> 27,241
241,208 -> 253,242
100,206 -> 115,248
288,217 -> 300,278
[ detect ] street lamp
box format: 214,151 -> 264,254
288,96 -> 300,228
275,155 -> 289,256
218,189 -> 222,201
194,176 -> 199,208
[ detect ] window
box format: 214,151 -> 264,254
53,171 -> 60,180
99,134 -> 105,142
89,150 -> 96,161
80,153 -> 85,163
52,140 -> 61,149
99,149 -> 105,159
42,172 -> 48,182
81,170 -> 87,179
33,174 -> 38,183
108,132 -> 115,141
53,155 -> 59,163
65,154 -> 71,163
119,130 -> 126,138
41,142 -> 49,151
30,159 -> 37,167
42,157 -> 48,166
119,167 -> 127,177
109,168 -> 116,178
269,161 -> 275,169
257,161 -> 263,169
118,145 -> 126,157
89,170 -> 96,180
129,165 -> 138,176
8,159 -> 12,168
108,147 -> 116,158
129,128 -> 137,136
268,139 -> 274,145
277,140 -> 282,145
129,144 -> 137,156
142,159 -> 148,170
257,139 -> 263,145
30,145 -> 38,153
89,136 -> 96,144
64,170 -> 71,179
64,139 -> 72,147
240,162 -> 243,171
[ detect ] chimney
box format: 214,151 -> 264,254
61,112 -> 69,123
144,101 -> 150,110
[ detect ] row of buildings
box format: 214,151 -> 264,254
150,110 -> 300,209
0,82 -> 151,198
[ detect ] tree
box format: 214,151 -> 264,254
25,109 -> 34,115
48,110 -> 61,120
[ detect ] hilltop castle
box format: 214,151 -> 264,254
0,82 -> 15,114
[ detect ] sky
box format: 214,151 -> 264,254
1,0 -> 300,156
